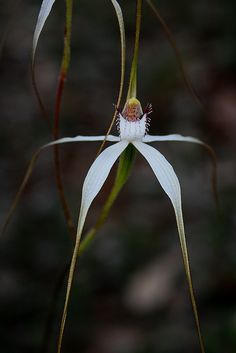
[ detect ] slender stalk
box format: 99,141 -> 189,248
31,0 -> 75,236
97,0 -> 126,155
176,210 -> 206,353
127,0 -> 142,100
53,0 -> 76,238
31,67 -> 52,130
40,1 -> 76,349
1,150 -> 41,236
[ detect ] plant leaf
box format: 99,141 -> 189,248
133,141 -> 206,353
32,0 -> 56,63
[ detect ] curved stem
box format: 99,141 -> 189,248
31,67 -> 52,130
97,0 -> 126,155
176,209 -> 206,353
31,0 -> 75,237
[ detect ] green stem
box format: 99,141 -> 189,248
127,0 -> 142,99
54,0 -> 73,139
53,0 -> 76,239
61,0 -> 73,74
80,1 -> 143,253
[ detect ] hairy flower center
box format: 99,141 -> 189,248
117,98 -> 152,141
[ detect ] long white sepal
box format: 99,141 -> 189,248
44,134 -> 120,148
57,140 -> 128,353
78,140 -> 128,234
133,141 -> 183,208
110,0 -> 125,42
144,133 -> 218,206
143,134 -> 203,144
0,135 -> 120,236
32,0 -> 56,62
132,141 -> 205,353
110,0 -> 125,94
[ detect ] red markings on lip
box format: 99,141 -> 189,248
122,100 -> 143,122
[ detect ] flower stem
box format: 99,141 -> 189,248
127,0 -> 142,100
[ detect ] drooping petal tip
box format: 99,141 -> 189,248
32,0 -> 56,62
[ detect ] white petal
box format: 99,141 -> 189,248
32,0 -> 56,62
0,134 -> 120,235
44,134 -> 120,148
78,140 -> 128,233
133,141 -> 204,350
57,141 -> 128,349
143,134 -> 203,144
133,141 -> 181,208
143,133 -> 218,205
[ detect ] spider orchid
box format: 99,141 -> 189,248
0,98 -> 208,353
43,96 -> 207,353
46,96 -> 204,244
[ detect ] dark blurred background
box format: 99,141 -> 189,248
1,0 -> 236,352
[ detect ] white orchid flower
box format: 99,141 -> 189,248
49,96 -> 207,353
47,97 -> 204,244
0,96 -> 207,352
